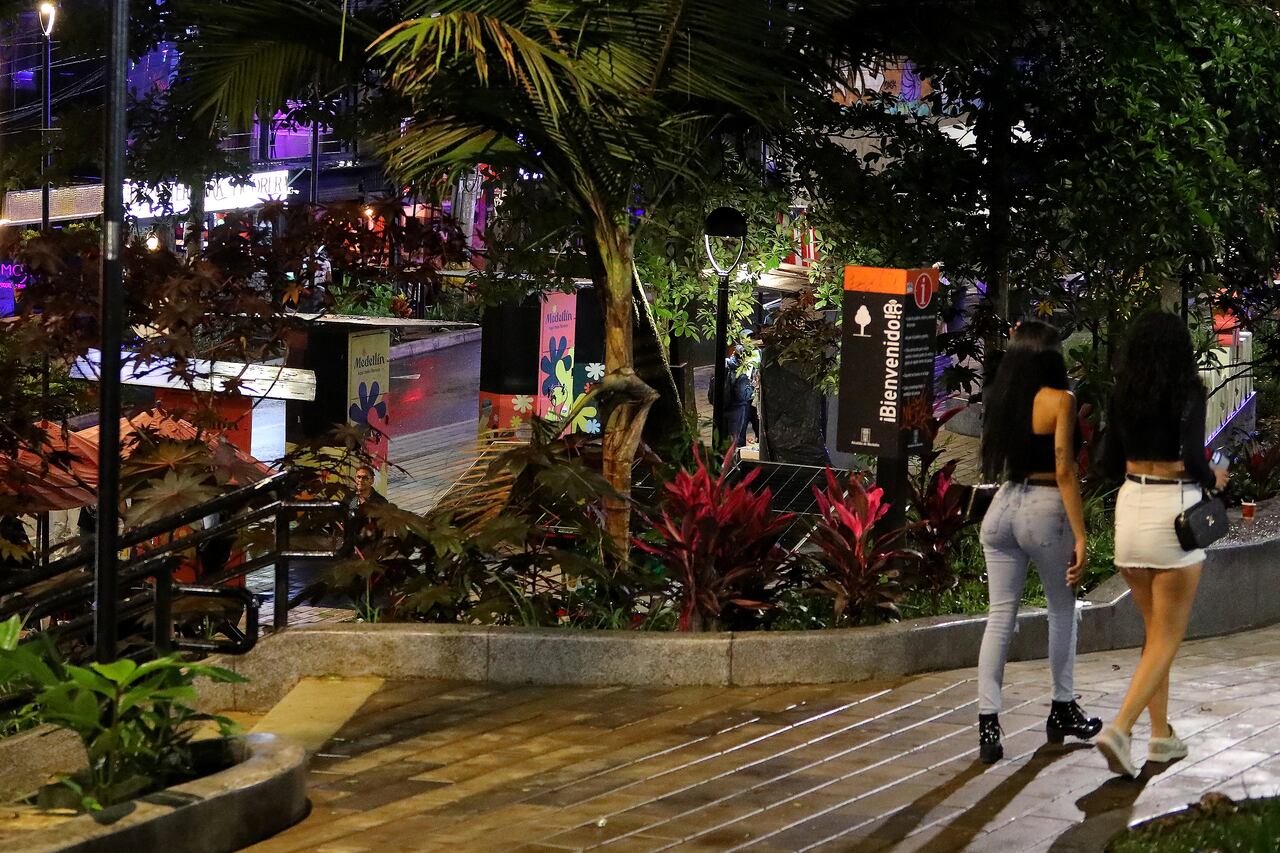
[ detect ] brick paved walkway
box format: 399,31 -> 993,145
243,624 -> 1280,853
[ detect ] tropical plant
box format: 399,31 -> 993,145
636,446 -> 794,631
808,468 -> 918,626
370,0 -> 844,550
0,615 -> 244,810
758,289 -> 842,394
906,459 -> 969,595
1228,433 -> 1280,504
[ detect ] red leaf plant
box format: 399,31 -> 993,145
810,468 -> 919,625
636,446 -> 794,631
906,459 -> 968,595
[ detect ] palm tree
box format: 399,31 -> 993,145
180,0 -> 837,549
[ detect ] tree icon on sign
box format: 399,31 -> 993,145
853,304 -> 872,336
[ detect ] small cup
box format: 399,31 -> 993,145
1242,501 -> 1257,523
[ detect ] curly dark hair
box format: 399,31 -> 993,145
1112,310 -> 1203,429
981,320 -> 1069,481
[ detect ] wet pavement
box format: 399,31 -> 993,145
243,624 -> 1280,852
390,341 -> 480,436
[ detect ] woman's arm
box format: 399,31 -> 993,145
1180,391 -> 1226,491
1055,390 -> 1088,584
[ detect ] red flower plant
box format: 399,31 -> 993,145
636,446 -> 794,631
810,468 -> 918,624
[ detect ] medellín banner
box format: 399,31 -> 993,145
837,266 -> 939,459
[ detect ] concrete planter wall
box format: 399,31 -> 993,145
9,733 -> 305,853
0,726 -> 86,803
199,531 -> 1280,711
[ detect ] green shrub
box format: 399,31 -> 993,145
0,616 -> 245,811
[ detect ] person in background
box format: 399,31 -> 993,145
975,320 -> 1102,763
710,334 -> 756,447
347,464 -> 388,554
1094,311 -> 1229,777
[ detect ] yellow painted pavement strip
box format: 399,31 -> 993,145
250,676 -> 385,753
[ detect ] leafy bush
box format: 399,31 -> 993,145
907,459 -> 969,595
636,446 -> 794,631
1109,794 -> 1280,853
322,421 -> 659,628
0,615 -> 244,810
1228,433 -> 1280,502
808,468 -> 918,625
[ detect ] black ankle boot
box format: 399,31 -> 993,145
1046,699 -> 1103,743
979,713 -> 1003,763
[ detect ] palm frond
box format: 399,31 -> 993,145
175,0 -> 385,123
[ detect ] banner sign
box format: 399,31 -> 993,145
0,261 -> 30,316
347,330 -> 390,493
837,266 -> 939,458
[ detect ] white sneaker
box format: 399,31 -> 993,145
1096,724 -> 1139,778
1148,726 -> 1188,762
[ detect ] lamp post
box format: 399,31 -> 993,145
38,2 -> 55,231
35,2 -> 56,570
703,206 -> 747,447
96,0 -> 128,663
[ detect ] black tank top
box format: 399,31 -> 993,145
1026,432 -> 1056,473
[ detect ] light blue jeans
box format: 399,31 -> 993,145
977,482 -> 1078,714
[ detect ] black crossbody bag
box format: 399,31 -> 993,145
1171,395 -> 1228,551
1174,491 -> 1228,551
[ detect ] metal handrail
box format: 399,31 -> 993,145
2,467 -> 351,656
0,470 -> 302,597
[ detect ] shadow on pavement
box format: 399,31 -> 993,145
905,742 -> 1092,853
1045,758 -> 1180,853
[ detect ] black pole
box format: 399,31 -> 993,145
36,23 -> 52,567
309,116 -> 320,205
40,30 -> 51,231
712,272 -> 729,447
95,0 -> 128,663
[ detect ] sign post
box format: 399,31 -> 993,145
837,266 -> 940,527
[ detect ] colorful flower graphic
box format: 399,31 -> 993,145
350,381 -> 388,467
349,381 -> 387,427
571,401 -> 601,434
585,362 -> 605,381
510,415 -> 524,430
540,336 -> 571,396
512,394 -> 534,414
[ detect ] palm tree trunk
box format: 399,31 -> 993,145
593,215 -> 658,553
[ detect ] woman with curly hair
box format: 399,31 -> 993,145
1095,310 -> 1229,777
976,320 -> 1101,763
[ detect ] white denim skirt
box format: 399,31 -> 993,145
1113,479 -> 1206,569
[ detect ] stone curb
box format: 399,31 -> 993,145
0,725 -> 85,803
389,326 -> 481,359
198,533 -> 1280,712
14,733 -> 307,853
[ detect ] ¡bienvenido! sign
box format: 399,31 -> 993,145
837,266 -> 939,459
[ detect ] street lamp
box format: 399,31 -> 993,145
96,0 -> 128,662
38,1 -> 56,232
34,2 -> 56,569
703,206 -> 748,447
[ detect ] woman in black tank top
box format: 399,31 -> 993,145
974,320 -> 1100,763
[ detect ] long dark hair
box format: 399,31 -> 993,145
981,320 -> 1069,481
1112,310 -> 1203,428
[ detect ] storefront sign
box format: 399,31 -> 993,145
0,261 -> 30,316
127,170 -> 292,219
837,266 -> 939,458
347,330 -> 390,493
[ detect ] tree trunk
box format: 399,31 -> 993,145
593,216 -> 658,554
